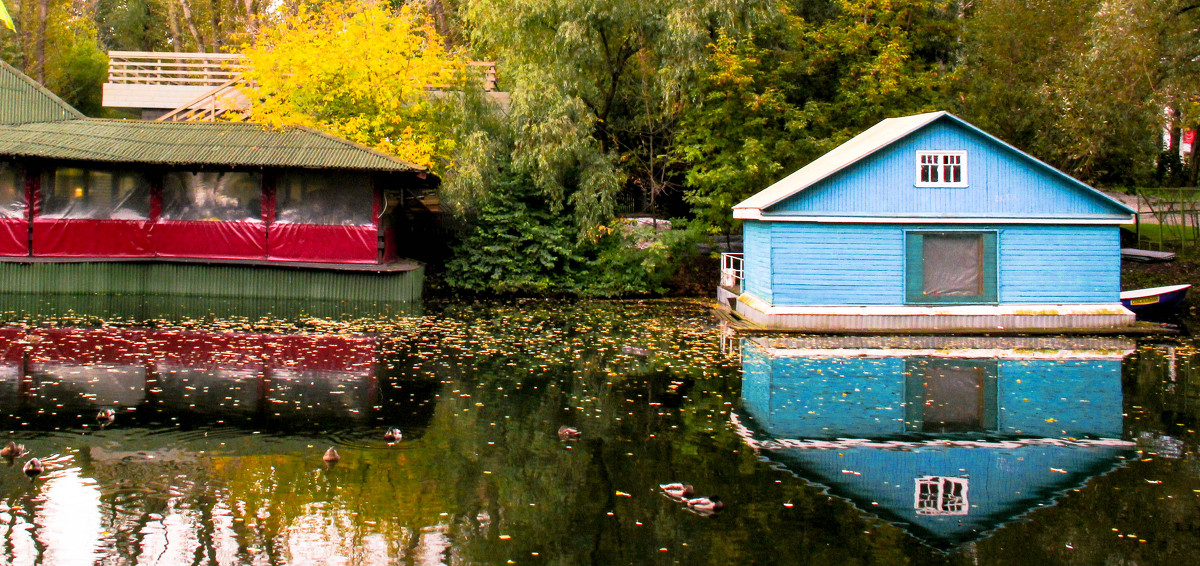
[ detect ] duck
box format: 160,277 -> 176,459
557,426 -> 582,441
323,447 -> 340,464
0,441 -> 24,459
384,428 -> 402,443
659,483 -> 695,502
97,409 -> 116,427
22,458 -> 43,480
685,495 -> 724,517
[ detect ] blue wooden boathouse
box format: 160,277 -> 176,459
722,111 -> 1137,331
733,336 -> 1135,547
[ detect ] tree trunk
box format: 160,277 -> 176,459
166,0 -> 184,52
35,0 -> 47,83
242,0 -> 256,37
176,0 -> 207,52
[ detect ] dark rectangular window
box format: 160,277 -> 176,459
42,167 -> 151,220
905,231 -> 997,304
162,171 -> 263,222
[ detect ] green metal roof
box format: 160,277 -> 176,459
0,58 -> 423,173
0,119 -> 423,171
0,60 -> 86,124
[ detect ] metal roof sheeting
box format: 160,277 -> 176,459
0,60 -> 86,124
0,119 -> 422,171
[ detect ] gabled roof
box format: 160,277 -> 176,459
733,111 -> 1135,216
0,119 -> 422,171
0,58 -> 423,173
0,60 -> 86,124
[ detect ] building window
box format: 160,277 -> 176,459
915,476 -> 969,516
275,172 -> 374,226
904,231 -> 997,304
915,151 -> 967,187
0,161 -> 25,220
162,171 -> 263,222
41,167 -> 151,220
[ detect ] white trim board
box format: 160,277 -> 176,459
732,210 -> 1133,224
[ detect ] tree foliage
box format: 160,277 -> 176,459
239,0 -> 464,170
675,0 -> 958,232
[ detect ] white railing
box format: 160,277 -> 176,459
107,51 -> 245,86
108,51 -> 499,91
720,253 -> 743,292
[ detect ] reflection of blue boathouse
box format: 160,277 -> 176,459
735,336 -> 1136,547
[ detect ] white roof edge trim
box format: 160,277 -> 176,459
734,111 -> 946,212
732,210 -> 1133,224
734,111 -> 1137,216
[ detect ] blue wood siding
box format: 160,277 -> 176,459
742,221 -> 772,303
772,443 -> 1130,546
768,120 -> 1129,218
998,225 -> 1120,302
997,359 -> 1124,438
738,343 -> 1131,546
740,349 -> 906,439
767,223 -> 905,305
755,223 -> 1119,306
740,344 -> 1123,441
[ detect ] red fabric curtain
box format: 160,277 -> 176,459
152,221 -> 267,259
267,224 -> 378,263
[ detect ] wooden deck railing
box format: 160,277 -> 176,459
107,51 -> 499,91
107,51 -> 245,86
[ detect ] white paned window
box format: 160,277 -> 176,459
914,476 -> 969,516
915,151 -> 968,187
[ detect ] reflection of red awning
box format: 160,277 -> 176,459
2,328 -> 377,373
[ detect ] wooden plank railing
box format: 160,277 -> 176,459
156,78 -> 248,122
107,51 -> 245,86
108,51 -> 499,91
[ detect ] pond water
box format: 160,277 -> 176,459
0,297 -> 1196,565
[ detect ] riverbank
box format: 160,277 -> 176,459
1122,250 -> 1200,321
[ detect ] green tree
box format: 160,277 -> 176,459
461,0 -> 773,215
675,0 -> 958,233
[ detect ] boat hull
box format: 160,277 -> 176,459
1119,284 -> 1191,316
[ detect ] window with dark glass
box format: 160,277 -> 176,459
904,357 -> 998,434
275,172 -> 374,226
162,171 -> 263,222
41,167 -> 151,220
0,161 -> 24,220
915,151 -> 967,187
915,477 -> 969,516
905,231 -> 997,304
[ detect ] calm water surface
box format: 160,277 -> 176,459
0,297 -> 1195,565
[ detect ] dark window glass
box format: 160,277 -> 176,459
42,167 -> 150,220
0,161 -> 25,220
922,233 -> 982,296
162,171 -> 263,222
275,172 -> 374,226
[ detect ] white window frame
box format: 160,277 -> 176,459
914,476 -> 970,516
915,151 -> 968,188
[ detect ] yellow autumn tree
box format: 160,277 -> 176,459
239,1 -> 464,171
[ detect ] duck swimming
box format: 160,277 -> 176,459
659,483 -> 695,502
384,428 -> 402,443
23,458 -> 43,480
323,447 -> 340,464
685,496 -> 724,517
97,409 -> 116,427
557,426 -> 582,440
0,441 -> 24,459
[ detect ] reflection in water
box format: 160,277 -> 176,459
0,325 -> 437,565
734,335 -> 1138,548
